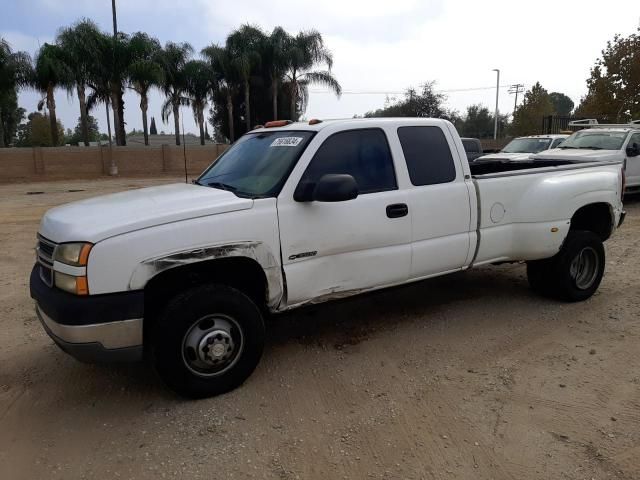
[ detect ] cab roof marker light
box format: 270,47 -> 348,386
264,120 -> 293,128
308,119 -> 323,125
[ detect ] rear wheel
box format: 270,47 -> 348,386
527,230 -> 605,302
151,284 -> 265,398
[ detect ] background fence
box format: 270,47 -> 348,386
0,144 -> 228,182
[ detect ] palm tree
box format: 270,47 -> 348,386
56,19 -> 103,146
157,42 -> 193,145
128,32 -> 162,146
284,30 -> 342,121
202,44 -> 237,142
0,38 -> 31,147
33,43 -> 72,146
262,27 -> 290,120
226,25 -> 264,131
184,60 -> 213,145
110,32 -> 132,146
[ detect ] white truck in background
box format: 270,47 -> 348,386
475,134 -> 568,162
31,118 -> 625,398
534,120 -> 640,191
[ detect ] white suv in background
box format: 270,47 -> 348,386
476,134 -> 568,162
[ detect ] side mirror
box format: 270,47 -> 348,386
626,144 -> 639,157
293,174 -> 358,202
313,174 -> 358,202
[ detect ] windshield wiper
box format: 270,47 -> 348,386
558,146 -> 578,149
207,181 -> 238,192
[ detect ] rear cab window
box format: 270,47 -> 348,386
462,139 -> 480,153
397,126 -> 457,186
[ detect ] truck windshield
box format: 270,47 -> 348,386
502,138 -> 552,153
197,131 -> 315,197
559,131 -> 627,150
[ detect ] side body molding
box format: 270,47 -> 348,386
129,241 -> 284,309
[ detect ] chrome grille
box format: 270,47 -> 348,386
36,235 -> 57,287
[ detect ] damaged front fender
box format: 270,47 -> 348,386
129,241 -> 284,309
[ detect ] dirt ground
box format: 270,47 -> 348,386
0,176 -> 639,480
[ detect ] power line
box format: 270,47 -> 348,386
508,84 -> 525,114
309,84 -> 515,95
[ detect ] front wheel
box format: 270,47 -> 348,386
151,284 -> 265,398
527,230 -> 605,302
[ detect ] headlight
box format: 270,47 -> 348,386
54,243 -> 92,266
54,271 -> 89,295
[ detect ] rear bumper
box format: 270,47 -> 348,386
618,210 -> 626,228
30,264 -> 144,363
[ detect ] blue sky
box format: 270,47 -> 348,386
2,0 -> 640,136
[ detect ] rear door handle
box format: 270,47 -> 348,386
386,203 -> 408,218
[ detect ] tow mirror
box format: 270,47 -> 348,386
626,144 -> 640,157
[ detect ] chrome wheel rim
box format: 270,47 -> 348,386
182,314 -> 244,377
569,247 -> 599,290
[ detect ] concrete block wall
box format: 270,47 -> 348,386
0,144 -> 227,182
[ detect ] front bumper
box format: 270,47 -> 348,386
30,265 -> 144,363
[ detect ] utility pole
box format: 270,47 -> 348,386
109,0 -> 119,175
508,84 -> 524,115
492,69 -> 500,139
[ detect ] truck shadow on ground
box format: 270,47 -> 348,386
265,263 -> 535,352
32,263 -> 542,403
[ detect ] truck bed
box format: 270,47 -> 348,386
469,159 -> 582,176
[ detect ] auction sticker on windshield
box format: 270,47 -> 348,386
271,137 -> 304,147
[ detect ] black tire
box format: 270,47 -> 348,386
551,230 -> 605,302
527,230 -> 605,302
151,284 -> 265,398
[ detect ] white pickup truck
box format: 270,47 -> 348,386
31,118 -> 625,397
534,120 -> 640,191
475,134 -> 568,162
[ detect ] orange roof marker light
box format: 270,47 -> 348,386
264,120 -> 293,128
308,119 -> 323,125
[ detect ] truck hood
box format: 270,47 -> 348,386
39,183 -> 253,243
476,152 -> 534,162
532,148 -> 623,162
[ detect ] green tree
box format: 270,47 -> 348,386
576,28 -> 640,122
549,92 -> 574,116
364,82 -> 451,119
0,38 -> 31,147
16,111 -> 64,147
510,82 -> 554,136
227,25 -> 264,131
202,43 -> 238,142
284,30 -> 341,121
33,43 -> 72,146
56,19 -> 103,146
0,87 -> 25,146
128,32 -> 163,145
460,104 -> 495,138
184,59 -> 214,145
157,41 -> 193,145
149,116 -> 157,135
64,114 -> 100,145
263,27 -> 290,120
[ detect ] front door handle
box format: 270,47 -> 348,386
386,203 -> 408,218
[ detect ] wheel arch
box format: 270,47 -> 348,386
133,242 -> 284,320
569,202 -> 614,241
